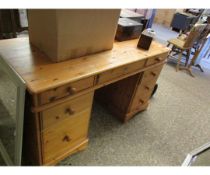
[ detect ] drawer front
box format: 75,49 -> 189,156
97,60 -> 145,84
41,92 -> 94,130
42,107 -> 91,164
146,56 -> 165,66
133,80 -> 157,107
39,76 -> 94,105
130,65 -> 163,111
140,65 -> 163,84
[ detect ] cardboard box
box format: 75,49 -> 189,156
28,9 -> 121,62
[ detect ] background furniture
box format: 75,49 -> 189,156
185,9 -> 204,17
0,54 -> 26,165
120,9 -> 144,23
128,9 -> 156,29
154,9 -> 176,28
0,9 -> 28,39
0,38 -> 169,165
167,24 -> 206,72
0,10 -> 17,39
171,12 -> 198,32
185,29 -> 210,77
115,18 -> 143,41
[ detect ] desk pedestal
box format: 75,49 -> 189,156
96,64 -> 163,122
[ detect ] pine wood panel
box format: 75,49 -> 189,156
38,76 -> 94,105
41,92 -> 93,130
0,37 -> 170,165
96,59 -> 145,84
95,63 -> 165,122
31,61 -> 166,114
95,73 -> 141,121
154,9 -> 176,27
0,37 -> 170,94
140,64 -> 164,83
42,107 -> 92,164
129,65 -> 163,112
44,139 -> 88,166
146,56 -> 166,66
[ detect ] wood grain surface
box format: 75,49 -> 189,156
0,37 -> 170,94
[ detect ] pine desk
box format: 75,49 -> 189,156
0,38 -> 170,165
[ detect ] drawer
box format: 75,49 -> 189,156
130,65 -> 164,112
97,60 -> 145,84
146,56 -> 165,66
41,92 -> 94,130
42,108 -> 91,164
130,95 -> 149,113
130,84 -> 153,112
140,65 -> 163,83
134,81 -> 156,106
38,76 -> 94,105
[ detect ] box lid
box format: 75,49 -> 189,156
118,18 -> 142,27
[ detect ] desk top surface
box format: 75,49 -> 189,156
0,37 -> 169,94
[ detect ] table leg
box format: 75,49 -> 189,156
176,51 -> 183,72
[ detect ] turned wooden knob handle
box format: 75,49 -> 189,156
139,99 -> 144,104
144,86 -> 150,90
150,72 -> 156,77
63,135 -> 71,142
67,87 -> 77,94
65,107 -> 75,115
155,57 -> 161,62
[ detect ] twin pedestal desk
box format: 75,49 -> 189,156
0,38 -> 170,165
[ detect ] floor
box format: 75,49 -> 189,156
152,23 -> 179,45
1,24 -> 210,166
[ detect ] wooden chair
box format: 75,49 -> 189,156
181,25 -> 210,77
167,24 -> 207,72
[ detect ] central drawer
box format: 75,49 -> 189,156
97,60 -> 145,84
38,76 -> 94,105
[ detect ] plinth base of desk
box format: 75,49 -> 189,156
125,102 -> 149,122
44,138 -> 89,166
